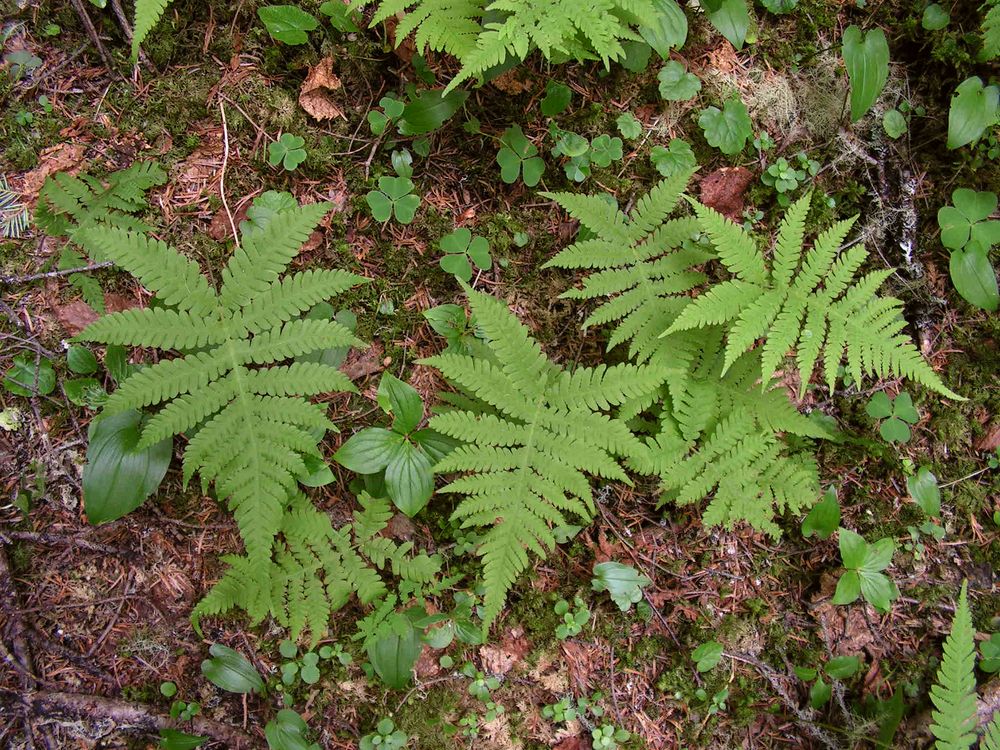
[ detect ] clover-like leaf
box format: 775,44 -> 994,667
268,133 -> 307,171
658,61 -> 701,101
589,135 -> 623,168
497,125 -> 545,186
366,177 -> 420,224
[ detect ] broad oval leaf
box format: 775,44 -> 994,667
801,487 -> 840,539
397,89 -> 469,136
158,729 -> 208,750
949,246 -> 999,312
257,5 -> 319,45
384,440 -> 434,517
640,0 -> 688,57
83,410 -> 172,524
947,77 -> 1000,150
906,466 -> 941,517
201,643 -> 264,694
264,709 -> 316,750
334,428 -> 403,474
842,26 -> 890,122
377,372 -> 423,434
367,622 -> 421,689
706,0 -> 749,49
824,655 -> 861,679
3,354 -> 56,397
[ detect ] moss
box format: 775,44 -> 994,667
393,685 -> 462,750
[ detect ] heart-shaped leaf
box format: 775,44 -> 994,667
947,77 -> 1000,149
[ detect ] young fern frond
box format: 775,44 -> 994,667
75,201 -> 367,580
667,193 -> 963,400
192,495 -> 441,645
35,162 -> 167,239
419,285 -> 663,630
351,0 -> 659,93
930,581 -> 978,750
133,0 -> 175,60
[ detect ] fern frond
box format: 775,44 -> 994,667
983,1 -> 1000,60
670,200 -> 963,400
420,286 -> 657,630
81,197 -> 366,578
983,712 -> 1000,750
133,0 -> 175,60
929,581 -> 977,750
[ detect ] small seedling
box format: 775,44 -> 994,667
360,718 -> 409,750
541,697 -> 577,723
268,133 -> 307,171
831,528 -> 899,613
906,466 -> 941,517
318,643 -> 352,666
591,723 -> 631,750
762,152 -> 819,205
366,176 -> 420,224
694,687 -> 729,716
462,662 -> 500,701
554,596 -> 590,639
279,640 -> 322,686
795,655 -> 861,708
439,228 -> 492,282
865,391 -> 919,443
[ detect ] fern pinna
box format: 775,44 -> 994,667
419,285 -> 665,629
193,494 -> 441,645
350,0 -> 662,93
74,201 -> 367,588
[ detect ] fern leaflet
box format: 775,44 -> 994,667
133,0 -> 175,60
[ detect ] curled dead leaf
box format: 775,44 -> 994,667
299,57 -> 344,121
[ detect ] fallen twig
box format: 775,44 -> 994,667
2,689 -> 257,748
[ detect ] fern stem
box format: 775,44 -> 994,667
218,101 -> 241,249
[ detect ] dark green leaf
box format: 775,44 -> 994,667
257,6 -> 319,45
397,89 -> 468,136
201,644 -> 264,694
83,410 -> 172,524
832,570 -> 861,605
950,246 -> 999,311
824,655 -> 861,679
947,77 -> 999,150
810,677 -> 832,708
921,4 -> 949,30
640,0 -> 688,57
158,729 -> 208,750
691,641 -> 724,672
706,0 -> 749,49
377,373 -> 423,434
384,441 -> 434,517
541,81 -> 572,117
591,561 -> 651,612
264,709 -> 317,750
802,488 -> 840,539
3,354 -> 55,397
67,345 -> 98,374
367,621 -> 421,689
334,428 -> 403,474
906,467 -> 941,517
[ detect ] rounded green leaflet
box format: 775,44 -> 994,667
657,61 -> 701,101
67,345 -> 98,374
4,354 -> 55,396
950,245 -> 999,312
279,640 -> 298,659
541,81 -> 572,116
882,109 -> 907,139
467,236 -> 492,270
366,190 -> 393,222
590,135 -> 623,168
617,112 -> 643,140
440,253 -> 472,281
651,138 -> 696,177
922,3 -> 950,30
393,194 -> 420,224
83,409 -> 172,524
879,416 -> 911,443
698,97 -> 752,155
441,227 -> 473,254
299,663 -> 321,684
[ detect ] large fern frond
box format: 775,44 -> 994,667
930,581 -> 978,750
419,285 -> 662,629
75,200 -> 367,581
983,0 -> 1000,60
666,194 -> 962,400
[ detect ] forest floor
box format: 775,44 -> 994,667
1,1 -> 999,749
